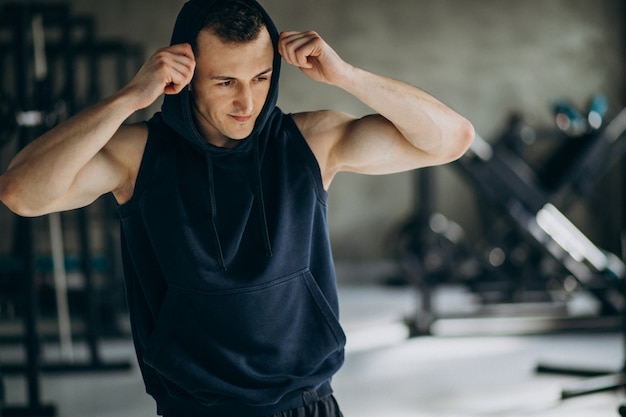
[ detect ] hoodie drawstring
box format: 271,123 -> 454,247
205,153 -> 227,271
204,141 -> 272,271
253,138 -> 273,259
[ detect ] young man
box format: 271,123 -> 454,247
0,0 -> 474,416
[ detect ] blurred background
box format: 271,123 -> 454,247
1,0 -> 626,416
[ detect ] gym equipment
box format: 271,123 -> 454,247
394,95 -> 626,415
396,96 -> 626,338
31,7 -> 75,365
534,232 -> 626,404
48,212 -> 73,362
0,2 -> 144,415
0,14 -> 16,148
0,91 -> 17,147
0,4 -> 63,415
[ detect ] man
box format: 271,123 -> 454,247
0,0 -> 474,416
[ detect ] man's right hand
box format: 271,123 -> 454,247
121,43 -> 196,111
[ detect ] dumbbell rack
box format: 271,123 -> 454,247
0,3 -> 143,416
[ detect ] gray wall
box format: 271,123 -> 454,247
1,0 -> 624,262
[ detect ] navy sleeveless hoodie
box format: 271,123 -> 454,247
117,1 -> 346,416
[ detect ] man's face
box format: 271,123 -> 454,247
191,28 -> 274,148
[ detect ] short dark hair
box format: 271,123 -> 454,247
201,0 -> 265,43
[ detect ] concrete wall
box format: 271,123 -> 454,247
1,0 -> 624,261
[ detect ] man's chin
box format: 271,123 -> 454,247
226,127 -> 254,141
215,129 -> 254,147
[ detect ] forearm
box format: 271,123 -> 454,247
0,91 -> 136,214
335,65 -> 474,160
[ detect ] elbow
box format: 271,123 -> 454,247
445,117 -> 475,162
0,181 -> 25,216
0,176 -> 41,217
0,175 -> 15,212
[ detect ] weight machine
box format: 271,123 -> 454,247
393,95 -> 626,412
396,96 -> 626,338
0,3 -> 143,415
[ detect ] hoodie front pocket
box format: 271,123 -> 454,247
143,269 -> 346,407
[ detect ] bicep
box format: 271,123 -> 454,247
299,110 -> 435,189
331,113 -> 432,176
49,153 -> 124,212
41,124 -> 145,214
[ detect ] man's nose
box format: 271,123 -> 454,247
234,84 -> 254,113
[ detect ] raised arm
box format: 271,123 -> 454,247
0,43 -> 196,217
278,31 -> 474,188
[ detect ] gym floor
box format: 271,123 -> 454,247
2,265 -> 625,417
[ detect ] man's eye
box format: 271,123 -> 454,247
255,77 -> 268,82
219,80 -> 233,87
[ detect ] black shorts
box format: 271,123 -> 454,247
267,395 -> 344,417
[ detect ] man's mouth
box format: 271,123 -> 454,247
230,115 -> 252,123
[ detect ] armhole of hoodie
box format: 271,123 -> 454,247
118,119 -> 160,217
284,113 -> 329,203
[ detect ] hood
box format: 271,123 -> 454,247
160,0 -> 282,270
161,0 -> 281,152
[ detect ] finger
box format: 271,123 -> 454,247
164,82 -> 185,95
168,58 -> 196,82
163,76 -> 187,95
167,46 -> 196,73
150,48 -> 195,77
159,43 -> 196,73
163,64 -> 196,94
169,42 -> 195,60
279,31 -> 319,68
280,32 -> 317,66
150,46 -> 195,92
278,32 -> 297,63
